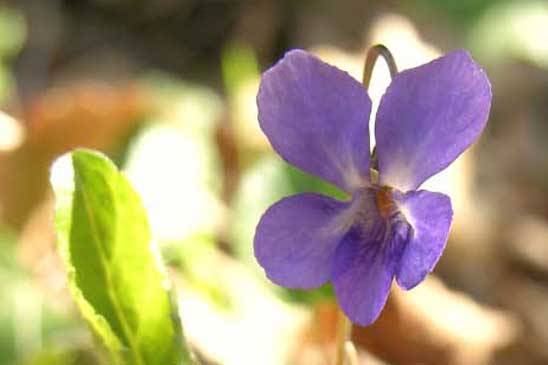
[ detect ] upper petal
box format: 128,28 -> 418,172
254,193 -> 350,289
258,50 -> 372,192
394,190 -> 453,290
332,194 -> 410,326
375,50 -> 492,191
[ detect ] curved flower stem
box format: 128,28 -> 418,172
362,44 -> 398,89
333,44 -> 398,365
362,44 -> 398,171
334,309 -> 352,365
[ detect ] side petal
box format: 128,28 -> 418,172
332,218 -> 408,326
254,193 -> 350,289
395,190 -> 453,290
258,50 -> 372,192
375,50 -> 492,191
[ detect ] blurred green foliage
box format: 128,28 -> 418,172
470,1 -> 548,68
0,6 -> 25,102
0,229 -> 81,365
408,0 -> 512,25
222,43 -> 260,98
0,6 -> 26,58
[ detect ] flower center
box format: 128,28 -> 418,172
375,186 -> 394,219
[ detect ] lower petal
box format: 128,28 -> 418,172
394,190 -> 453,290
332,220 -> 407,326
254,193 -> 350,289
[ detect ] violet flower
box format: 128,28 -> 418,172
254,49 -> 491,326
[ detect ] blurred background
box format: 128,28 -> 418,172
0,0 -> 547,364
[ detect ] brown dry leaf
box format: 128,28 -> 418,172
506,215 -> 548,276
0,81 -> 146,228
24,82 -> 145,155
295,276 -> 518,365
353,277 -> 519,365
500,275 -> 548,360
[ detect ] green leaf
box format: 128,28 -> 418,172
51,149 -> 196,365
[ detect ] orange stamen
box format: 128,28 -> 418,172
375,187 -> 394,218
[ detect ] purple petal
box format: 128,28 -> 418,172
258,50 -> 372,192
254,193 -> 350,289
394,190 -> 453,290
375,50 -> 492,191
332,207 -> 409,326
